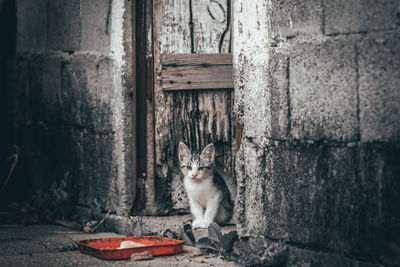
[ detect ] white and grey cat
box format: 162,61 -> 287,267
178,142 -> 232,229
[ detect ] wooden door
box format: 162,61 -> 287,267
137,0 -> 236,215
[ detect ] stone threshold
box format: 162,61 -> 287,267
103,214 -> 237,246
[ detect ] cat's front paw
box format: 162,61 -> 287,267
192,219 -> 213,229
202,220 -> 212,228
192,219 -> 203,229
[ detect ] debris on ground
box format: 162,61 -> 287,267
0,202 -> 40,225
55,219 -> 82,230
83,220 -> 98,233
130,251 -> 154,261
196,222 -> 238,259
83,198 -> 115,233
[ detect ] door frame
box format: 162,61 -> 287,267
132,0 -> 238,215
132,0 -> 157,214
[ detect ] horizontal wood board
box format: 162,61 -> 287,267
161,53 -> 233,90
161,53 -> 232,65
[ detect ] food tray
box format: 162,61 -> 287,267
76,236 -> 184,260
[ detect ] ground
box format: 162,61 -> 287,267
0,224 -> 238,266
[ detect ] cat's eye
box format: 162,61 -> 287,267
198,166 -> 209,170
183,166 -> 192,170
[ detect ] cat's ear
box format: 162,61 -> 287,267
178,142 -> 191,162
200,143 -> 215,165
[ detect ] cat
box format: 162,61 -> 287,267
178,142 -> 233,229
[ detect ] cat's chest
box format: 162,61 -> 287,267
184,178 -> 216,204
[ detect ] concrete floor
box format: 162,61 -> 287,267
0,224 -> 238,266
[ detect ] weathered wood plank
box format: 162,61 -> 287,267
192,0 -> 229,53
153,0 -> 192,212
162,65 -> 232,77
163,81 -> 233,90
157,1 -> 191,54
162,64 -> 233,90
161,53 -> 232,66
142,0 -> 157,214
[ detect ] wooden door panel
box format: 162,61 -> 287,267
152,0 -> 235,213
192,0 -> 231,53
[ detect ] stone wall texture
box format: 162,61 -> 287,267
5,0 -> 133,220
233,0 -> 400,265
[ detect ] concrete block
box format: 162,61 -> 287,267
290,40 -> 358,141
269,48 -> 290,138
233,136 -> 247,235
324,0 -> 399,35
80,0 -> 111,52
232,0 -> 269,52
16,120 -> 122,221
315,147 -> 361,252
240,51 -> 270,138
237,138 -> 400,256
6,57 -> 31,122
77,130 -> 115,214
16,123 -> 82,218
357,143 -> 400,256
288,246 -> 382,267
264,143 -> 360,252
233,52 -> 245,124
270,0 -> 322,39
20,55 -> 89,128
31,55 -> 83,125
48,0 -> 81,51
38,55 -> 64,122
16,0 -> 47,52
239,49 -> 289,139
60,54 -> 113,132
358,33 -> 400,142
258,142 -> 332,245
240,137 -> 270,236
84,56 -> 114,132
28,56 -> 46,120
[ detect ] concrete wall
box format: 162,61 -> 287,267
233,0 -> 400,265
5,0 -> 133,220
0,0 -> 16,194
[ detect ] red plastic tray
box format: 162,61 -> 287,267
76,236 -> 184,260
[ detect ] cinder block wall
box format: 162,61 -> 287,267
233,0 -> 400,264
5,0 -> 133,220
